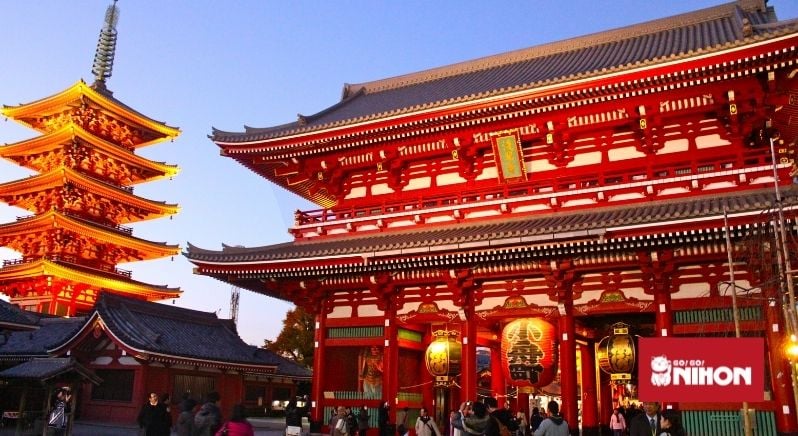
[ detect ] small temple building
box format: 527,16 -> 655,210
186,1 -> 798,435
0,2 -> 181,316
0,292 -> 311,427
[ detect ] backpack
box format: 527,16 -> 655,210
492,417 -> 511,436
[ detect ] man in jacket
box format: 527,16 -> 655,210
483,397 -> 519,436
533,401 -> 568,436
629,402 -> 660,436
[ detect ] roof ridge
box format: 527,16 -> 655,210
346,1 -> 752,96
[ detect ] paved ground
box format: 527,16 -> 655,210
0,416 -> 294,436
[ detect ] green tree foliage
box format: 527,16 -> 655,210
263,306 -> 315,368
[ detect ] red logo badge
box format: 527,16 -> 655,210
638,337 -> 764,402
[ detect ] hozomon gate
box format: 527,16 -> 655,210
187,2 -> 798,435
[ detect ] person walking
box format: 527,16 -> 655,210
331,406 -> 349,436
629,402 -> 661,436
609,407 -> 626,436
216,404 -> 254,436
378,402 -> 391,436
529,408 -> 543,433
138,392 -> 172,436
357,406 -> 370,436
286,399 -> 303,436
176,396 -> 196,436
396,407 -> 409,436
415,407 -> 442,436
533,401 -> 567,436
47,387 -> 72,436
658,410 -> 686,436
194,391 -> 223,436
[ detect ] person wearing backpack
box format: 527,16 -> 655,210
483,397 -> 519,436
533,401 -> 567,436
414,407 -> 442,436
194,391 -> 222,436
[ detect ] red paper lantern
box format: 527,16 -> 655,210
501,318 -> 558,387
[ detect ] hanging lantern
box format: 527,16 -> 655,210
500,318 -> 558,387
425,330 -> 462,387
597,322 -> 636,384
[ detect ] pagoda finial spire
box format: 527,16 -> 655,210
91,0 -> 120,86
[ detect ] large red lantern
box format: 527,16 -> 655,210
501,318 -> 558,387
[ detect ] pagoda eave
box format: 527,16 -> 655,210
0,259 -> 180,301
1,80 -> 180,145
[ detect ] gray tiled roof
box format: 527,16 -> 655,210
94,293 -> 310,377
0,317 -> 86,357
185,185 -> 798,263
0,357 -> 101,384
0,299 -> 41,329
212,1 -> 796,143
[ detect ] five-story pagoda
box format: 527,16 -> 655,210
0,3 -> 181,316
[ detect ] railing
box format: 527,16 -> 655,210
1,256 -> 132,278
682,410 -> 775,436
293,149 -> 774,227
63,211 -> 133,235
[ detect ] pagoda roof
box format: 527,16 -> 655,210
212,0 -> 797,144
185,185 -> 798,267
50,292 -> 311,376
0,124 -> 179,183
0,210 -> 180,261
2,80 -> 179,147
0,167 -> 180,222
0,259 -> 181,300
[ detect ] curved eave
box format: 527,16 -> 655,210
0,259 -> 181,299
48,313 -> 278,373
0,168 -> 180,220
1,80 -> 180,144
235,158 -> 336,208
0,210 -> 180,260
0,123 -> 180,182
213,26 -> 798,149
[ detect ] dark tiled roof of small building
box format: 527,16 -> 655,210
0,317 -> 86,357
0,357 -> 101,384
94,293 -> 309,376
185,185 -> 798,263
0,299 -> 41,329
212,1 -> 797,143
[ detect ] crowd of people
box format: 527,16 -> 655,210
136,390 -> 255,436
322,398 -> 686,436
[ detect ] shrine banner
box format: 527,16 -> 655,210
637,337 -> 764,402
490,130 -> 527,183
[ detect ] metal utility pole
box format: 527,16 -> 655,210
230,285 -> 240,326
769,135 -> 798,415
723,206 -> 753,436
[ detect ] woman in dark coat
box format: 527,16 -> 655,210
137,392 -> 172,436
378,402 -> 390,436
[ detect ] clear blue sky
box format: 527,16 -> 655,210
2,1 -> 797,345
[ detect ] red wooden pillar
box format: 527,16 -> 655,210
598,371 -> 612,432
422,329 -> 435,409
461,305 -> 478,403
579,342 -> 599,436
311,306 -> 327,425
557,299 -> 578,436
653,288 -> 675,412
517,392 -> 529,420
490,344 -> 504,401
653,289 -> 673,338
384,305 -> 399,408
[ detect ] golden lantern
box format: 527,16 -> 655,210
425,330 -> 462,387
500,318 -> 558,387
597,322 -> 636,384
